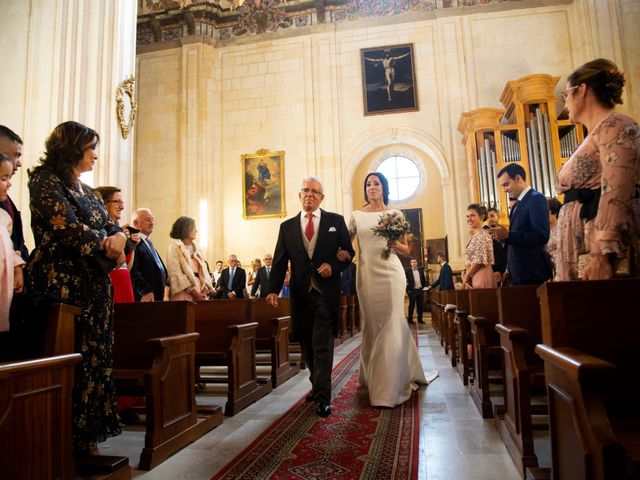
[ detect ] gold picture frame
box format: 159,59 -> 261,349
116,76 -> 137,139
241,148 -> 286,219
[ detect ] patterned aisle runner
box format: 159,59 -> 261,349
212,325 -> 422,480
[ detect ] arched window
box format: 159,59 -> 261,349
376,156 -> 421,202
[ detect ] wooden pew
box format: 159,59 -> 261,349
339,295 -> 351,340
0,354 -> 81,480
113,301 -> 223,470
252,298 -> 300,388
534,279 -> 640,480
494,285 -> 546,477
348,295 -> 359,335
430,291 -> 441,336
194,299 -> 272,416
438,290 -> 457,355
454,289 -> 472,385
445,299 -> 458,367
467,288 -> 502,418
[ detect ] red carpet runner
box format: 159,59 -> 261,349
212,325 -> 421,480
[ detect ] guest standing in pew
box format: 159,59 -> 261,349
25,121 -> 125,454
405,257 -> 427,324
166,216 -> 213,301
216,254 -> 246,299
425,252 -> 454,292
251,253 -> 273,298
0,153 -> 25,333
547,197 -> 562,277
337,172 -> 435,408
212,259 -> 224,285
129,208 -> 168,301
485,207 -> 507,284
462,204 -> 497,289
0,126 -> 28,262
553,58 -> 640,280
247,258 -> 262,295
94,186 -> 137,303
490,164 -> 552,285
267,176 -> 354,417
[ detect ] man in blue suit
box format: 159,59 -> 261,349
490,164 -> 551,286
427,253 -> 454,292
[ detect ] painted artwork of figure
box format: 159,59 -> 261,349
361,44 -> 418,115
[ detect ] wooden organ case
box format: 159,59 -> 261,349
458,74 -> 585,221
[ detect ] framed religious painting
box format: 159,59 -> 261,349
242,149 -> 287,219
360,43 -> 418,116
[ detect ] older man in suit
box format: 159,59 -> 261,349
405,258 -> 427,324
129,208 -> 169,301
217,254 -> 246,298
491,164 -> 551,285
267,176 -> 354,418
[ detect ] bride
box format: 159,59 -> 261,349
339,172 -> 438,407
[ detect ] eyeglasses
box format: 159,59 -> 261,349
301,187 -> 323,196
560,85 -> 579,103
105,200 -> 124,206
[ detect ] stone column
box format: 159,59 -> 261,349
0,0 -> 137,245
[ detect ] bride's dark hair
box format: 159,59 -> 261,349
364,172 -> 390,205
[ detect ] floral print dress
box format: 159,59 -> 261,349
465,229 -> 497,288
26,167 -> 122,452
554,113 -> 640,280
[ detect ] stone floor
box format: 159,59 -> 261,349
102,316 -> 522,479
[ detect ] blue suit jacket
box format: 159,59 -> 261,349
507,188 -> 552,285
430,263 -> 454,291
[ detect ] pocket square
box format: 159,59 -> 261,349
328,227 -> 337,232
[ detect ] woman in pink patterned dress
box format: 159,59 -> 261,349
554,58 -> 640,280
462,204 -> 496,289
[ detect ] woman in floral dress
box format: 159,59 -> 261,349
26,121 -> 126,454
462,204 -> 496,289
554,58 -> 640,280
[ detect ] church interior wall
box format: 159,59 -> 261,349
136,1 -> 623,268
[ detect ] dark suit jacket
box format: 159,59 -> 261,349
507,188 -> 552,285
250,266 -> 270,298
217,267 -> 246,298
0,195 -> 28,261
268,209 -> 354,340
405,267 -> 427,292
129,238 -> 168,301
430,263 -> 454,291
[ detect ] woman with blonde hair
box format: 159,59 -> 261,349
166,216 -> 213,301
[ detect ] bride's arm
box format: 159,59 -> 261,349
389,235 -> 410,256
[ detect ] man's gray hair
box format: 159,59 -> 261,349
301,176 -> 323,193
131,207 -> 152,223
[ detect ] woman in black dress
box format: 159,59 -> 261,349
26,121 -> 126,453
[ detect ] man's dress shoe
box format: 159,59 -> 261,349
317,403 -> 331,418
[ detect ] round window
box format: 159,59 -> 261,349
376,156 -> 421,202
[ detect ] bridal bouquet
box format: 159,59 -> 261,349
371,211 -> 411,260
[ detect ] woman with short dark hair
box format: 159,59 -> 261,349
166,216 -> 213,301
554,58 -> 640,280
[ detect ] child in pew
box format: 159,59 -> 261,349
0,153 -> 25,333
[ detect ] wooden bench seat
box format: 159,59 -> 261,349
467,288 -> 502,419
194,299 -> 272,416
454,289 -> 472,385
0,354 -> 82,480
114,301 -> 222,470
252,298 -> 300,388
494,285 -> 547,477
534,279 -> 640,480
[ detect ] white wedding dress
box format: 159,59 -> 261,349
349,210 -> 438,407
